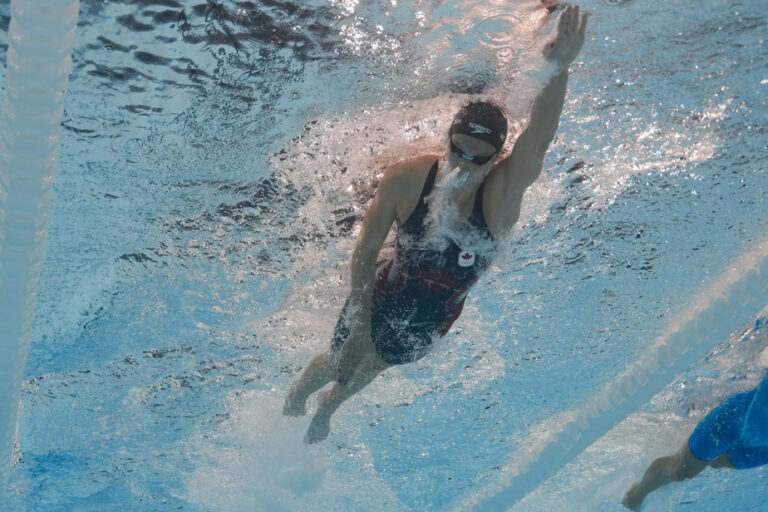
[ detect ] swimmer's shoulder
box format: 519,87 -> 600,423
379,154 -> 438,224
382,154 -> 438,191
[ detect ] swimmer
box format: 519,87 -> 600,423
623,373 -> 768,511
284,4 -> 589,444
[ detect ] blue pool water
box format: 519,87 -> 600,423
2,0 -> 767,510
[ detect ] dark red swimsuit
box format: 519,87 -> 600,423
332,161 -> 495,365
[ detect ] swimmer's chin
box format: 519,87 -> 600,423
444,166 -> 470,188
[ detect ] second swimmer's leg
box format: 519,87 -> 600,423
305,355 -> 390,444
622,441 -> 708,511
283,351 -> 337,417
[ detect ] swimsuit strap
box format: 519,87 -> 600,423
472,181 -> 485,223
401,159 -> 492,239
401,159 -> 439,232
470,180 -> 493,238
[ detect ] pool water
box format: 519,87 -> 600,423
2,0 -> 767,510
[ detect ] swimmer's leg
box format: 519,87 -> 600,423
283,351 -> 337,417
622,441 -> 710,511
305,355 -> 390,444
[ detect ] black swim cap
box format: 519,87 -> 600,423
448,101 -> 508,153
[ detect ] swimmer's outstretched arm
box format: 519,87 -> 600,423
484,5 -> 587,232
514,4 -> 587,184
529,4 -> 587,152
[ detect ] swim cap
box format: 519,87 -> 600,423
448,101 -> 508,153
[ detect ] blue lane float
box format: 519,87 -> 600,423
0,0 -> 79,505
457,236 -> 768,511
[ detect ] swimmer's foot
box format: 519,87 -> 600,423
304,390 -> 332,444
282,382 -> 307,417
621,483 -> 644,511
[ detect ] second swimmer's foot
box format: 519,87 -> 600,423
621,484 -> 644,511
282,383 -> 307,417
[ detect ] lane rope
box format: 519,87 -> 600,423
456,236 -> 768,511
0,1 -> 79,506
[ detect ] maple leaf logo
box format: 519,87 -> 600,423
458,250 -> 475,267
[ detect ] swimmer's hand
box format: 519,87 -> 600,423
337,320 -> 373,385
543,4 -> 588,68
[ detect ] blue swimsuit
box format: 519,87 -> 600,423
688,374 -> 768,469
331,161 -> 494,365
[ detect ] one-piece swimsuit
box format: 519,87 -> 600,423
331,161 -> 495,365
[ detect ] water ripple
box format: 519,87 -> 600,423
472,12 -> 524,49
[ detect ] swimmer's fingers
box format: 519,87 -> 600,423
558,5 -> 581,35
556,4 -> 570,34
544,5 -> 587,63
578,11 -> 589,36
569,6 -> 580,34
560,5 -> 573,35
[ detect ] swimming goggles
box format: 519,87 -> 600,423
450,140 -> 496,165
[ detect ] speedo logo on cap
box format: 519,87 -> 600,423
469,122 -> 492,135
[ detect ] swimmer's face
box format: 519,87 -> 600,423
449,133 -> 498,168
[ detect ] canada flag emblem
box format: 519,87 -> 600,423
458,250 -> 475,267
